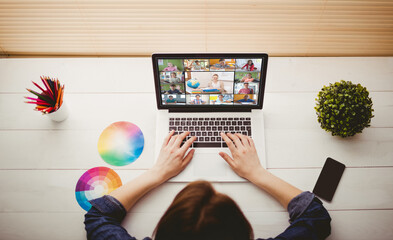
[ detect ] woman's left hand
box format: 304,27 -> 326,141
151,130 -> 196,182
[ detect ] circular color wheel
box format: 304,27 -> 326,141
98,121 -> 144,166
75,167 -> 122,211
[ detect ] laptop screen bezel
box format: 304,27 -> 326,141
152,53 -> 268,112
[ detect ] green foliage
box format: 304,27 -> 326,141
315,80 -> 374,137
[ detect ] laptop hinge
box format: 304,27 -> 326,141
168,108 -> 252,113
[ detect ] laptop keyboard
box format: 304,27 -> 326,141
169,117 -> 252,148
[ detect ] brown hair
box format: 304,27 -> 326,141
153,181 -> 253,240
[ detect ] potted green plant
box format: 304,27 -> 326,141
315,80 -> 374,137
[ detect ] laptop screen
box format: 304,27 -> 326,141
152,54 -> 268,111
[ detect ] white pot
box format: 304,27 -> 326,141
47,102 -> 69,122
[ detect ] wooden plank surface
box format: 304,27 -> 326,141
0,58 -> 155,93
262,92 -> 393,129
1,168 -> 392,213
0,92 -> 391,131
0,57 -> 392,93
266,57 -> 393,92
0,57 -> 392,240
0,127 -> 392,170
266,128 -> 393,168
0,93 -> 391,169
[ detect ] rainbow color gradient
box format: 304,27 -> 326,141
98,121 -> 144,166
75,167 -> 122,211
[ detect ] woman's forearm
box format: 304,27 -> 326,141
109,131 -> 196,212
249,168 -> 302,209
109,169 -> 165,211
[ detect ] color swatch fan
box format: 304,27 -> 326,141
98,121 -> 144,166
75,167 -> 122,211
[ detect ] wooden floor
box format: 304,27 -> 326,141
0,57 -> 392,240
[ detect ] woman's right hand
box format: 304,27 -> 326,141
219,132 -> 267,181
220,133 -> 304,210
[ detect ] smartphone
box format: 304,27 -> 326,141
312,157 -> 346,201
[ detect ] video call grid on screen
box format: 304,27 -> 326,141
153,55 -> 267,109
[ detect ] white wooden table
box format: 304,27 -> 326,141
0,57 -> 392,240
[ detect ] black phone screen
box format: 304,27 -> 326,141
312,157 -> 345,201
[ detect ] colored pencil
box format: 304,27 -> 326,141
40,76 -> 54,99
25,100 -> 51,105
25,76 -> 65,114
59,86 -> 64,107
32,81 -> 46,93
24,96 -> 48,103
26,88 -> 53,103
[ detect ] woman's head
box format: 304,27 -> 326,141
170,72 -> 176,78
212,74 -> 219,81
154,181 -> 253,240
247,60 -> 253,65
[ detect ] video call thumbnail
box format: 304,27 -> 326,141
234,59 -> 262,71
186,94 -> 210,105
234,72 -> 260,82
162,94 -> 186,105
184,59 -> 210,71
158,59 -> 184,72
209,59 -> 236,71
161,83 -> 185,94
185,71 -> 234,94
234,82 -> 259,94
234,94 -> 257,105
160,71 -> 184,84
210,94 -> 233,105
157,57 -> 263,106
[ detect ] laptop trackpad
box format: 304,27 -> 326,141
193,152 -> 229,177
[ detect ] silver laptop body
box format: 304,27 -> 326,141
152,53 -> 268,182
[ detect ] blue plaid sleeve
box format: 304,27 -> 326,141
258,191 -> 331,240
84,195 -> 152,240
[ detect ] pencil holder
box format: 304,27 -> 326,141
25,76 -> 67,122
47,102 -> 69,122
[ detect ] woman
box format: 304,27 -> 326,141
162,62 -> 178,72
241,73 -> 255,83
208,74 -> 226,93
241,60 -> 257,71
85,131 -> 331,240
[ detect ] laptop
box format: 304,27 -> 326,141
152,53 -> 268,182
